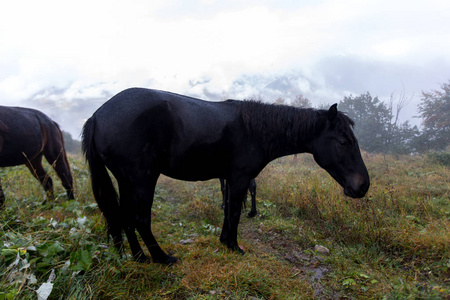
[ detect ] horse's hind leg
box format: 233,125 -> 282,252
44,147 -> 74,199
26,155 -> 54,201
124,225 -> 149,262
117,178 -> 149,262
220,178 -> 226,209
53,154 -> 74,199
134,174 -> 177,265
247,179 -> 257,218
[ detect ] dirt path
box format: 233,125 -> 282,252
240,218 -> 339,299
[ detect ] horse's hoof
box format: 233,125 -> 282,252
247,211 -> 257,218
154,255 -> 178,265
226,242 -> 246,255
67,191 -> 75,200
133,253 -> 150,263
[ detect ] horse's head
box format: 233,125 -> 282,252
309,104 -> 370,198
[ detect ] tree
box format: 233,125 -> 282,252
389,121 -> 420,154
291,94 -> 312,108
385,91 -> 420,154
338,92 -> 419,154
62,131 -> 81,154
274,97 -> 286,105
339,93 -> 392,153
416,81 -> 450,151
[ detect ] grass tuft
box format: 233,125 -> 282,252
0,153 -> 449,299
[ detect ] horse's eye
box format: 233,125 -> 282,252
338,139 -> 348,146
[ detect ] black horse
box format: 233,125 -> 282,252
220,178 -> 257,218
0,106 -> 75,208
82,88 -> 369,265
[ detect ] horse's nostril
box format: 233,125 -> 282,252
349,173 -> 370,196
344,184 -> 368,198
352,174 -> 365,189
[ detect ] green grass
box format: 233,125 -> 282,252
0,153 -> 449,299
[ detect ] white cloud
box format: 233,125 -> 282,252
1,0 -> 450,137
373,39 -> 412,58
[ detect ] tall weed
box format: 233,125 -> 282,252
0,154 -> 448,299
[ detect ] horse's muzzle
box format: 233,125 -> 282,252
344,181 -> 370,198
343,171 -> 370,198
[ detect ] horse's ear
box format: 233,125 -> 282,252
327,103 -> 338,123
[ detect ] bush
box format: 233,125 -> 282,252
427,151 -> 450,167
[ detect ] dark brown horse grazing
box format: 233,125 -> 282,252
82,88 -> 370,265
0,106 -> 75,208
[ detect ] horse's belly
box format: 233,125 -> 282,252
163,164 -> 225,181
0,140 -> 42,167
162,154 -> 227,181
159,142 -> 230,181
163,171 -> 219,182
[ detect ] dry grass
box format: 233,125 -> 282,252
0,153 -> 449,299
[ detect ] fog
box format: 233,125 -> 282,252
1,0 -> 449,138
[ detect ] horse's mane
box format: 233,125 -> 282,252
237,100 -> 320,142
236,100 -> 356,146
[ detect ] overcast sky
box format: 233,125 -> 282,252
1,0 -> 449,138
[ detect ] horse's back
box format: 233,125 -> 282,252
0,106 -> 57,131
94,88 -> 232,123
92,88 -> 238,142
90,88 -> 242,180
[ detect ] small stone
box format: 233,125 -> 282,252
314,245 -> 330,255
179,239 -> 194,244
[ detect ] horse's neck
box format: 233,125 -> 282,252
259,123 -> 312,161
240,102 -> 321,160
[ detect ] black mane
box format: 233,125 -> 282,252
236,100 -> 357,149
237,100 -> 320,141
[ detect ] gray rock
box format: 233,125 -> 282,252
314,245 -> 330,255
179,239 -> 194,244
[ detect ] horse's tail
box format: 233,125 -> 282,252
82,117 -> 123,252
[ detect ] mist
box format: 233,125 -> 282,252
1,0 -> 450,138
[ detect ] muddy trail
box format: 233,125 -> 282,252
239,217 -> 340,299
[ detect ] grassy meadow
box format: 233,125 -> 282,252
0,153 -> 449,299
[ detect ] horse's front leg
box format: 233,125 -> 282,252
220,181 -> 248,254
